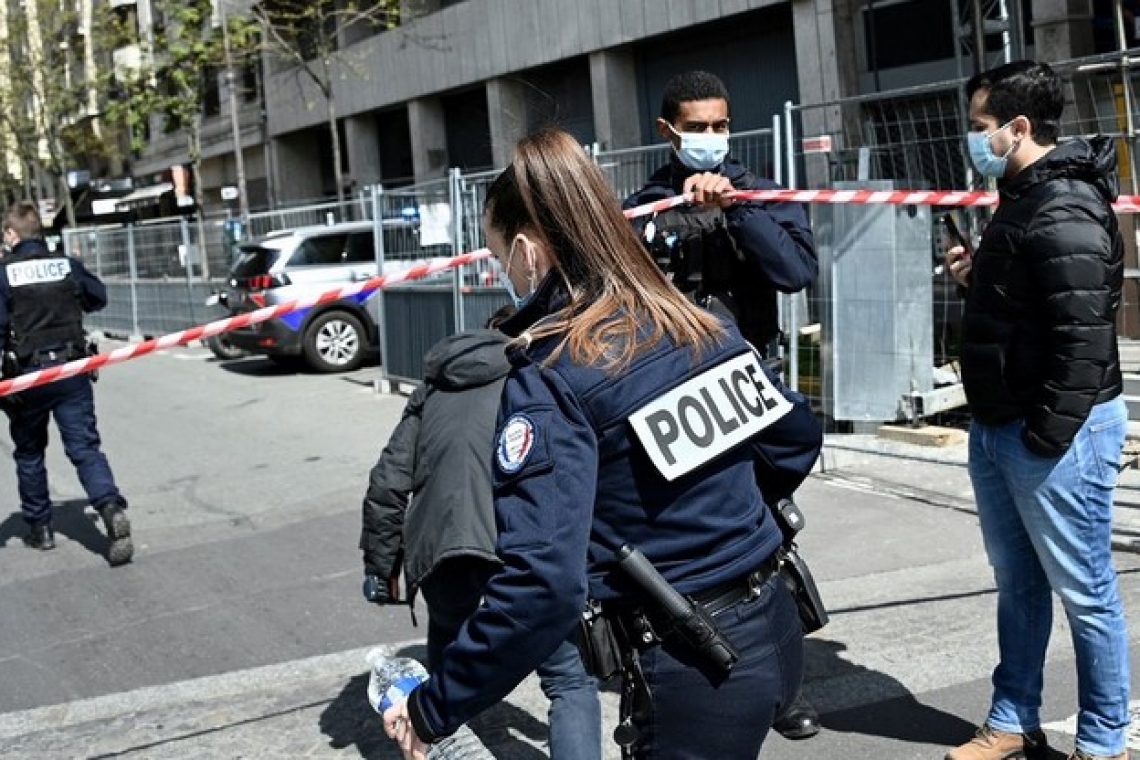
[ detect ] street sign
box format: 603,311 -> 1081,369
802,135 -> 833,154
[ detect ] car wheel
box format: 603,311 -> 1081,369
303,311 -> 366,373
204,333 -> 249,361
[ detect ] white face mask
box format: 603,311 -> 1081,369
500,238 -> 536,308
668,124 -> 730,171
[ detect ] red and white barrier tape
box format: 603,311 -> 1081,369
6,183 -> 1135,396
0,249 -> 494,397
623,188 -> 1140,218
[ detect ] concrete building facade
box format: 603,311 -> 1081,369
127,0 -> 1120,213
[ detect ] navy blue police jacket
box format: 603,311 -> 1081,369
624,157 -> 816,348
407,275 -> 822,742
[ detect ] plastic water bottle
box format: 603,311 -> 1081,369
366,647 -> 428,712
365,647 -> 495,760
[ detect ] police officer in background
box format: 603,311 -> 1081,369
383,128 -> 822,759
624,70 -> 817,360
0,201 -> 133,566
625,71 -> 822,738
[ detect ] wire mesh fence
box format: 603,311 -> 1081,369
61,49 -> 1140,423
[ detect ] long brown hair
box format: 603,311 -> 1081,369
485,128 -> 725,371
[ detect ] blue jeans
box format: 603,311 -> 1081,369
5,374 -> 122,526
969,398 -> 1130,757
420,556 -> 601,760
631,570 -> 803,759
536,638 -> 603,760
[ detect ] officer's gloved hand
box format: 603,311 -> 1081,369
362,574 -> 393,604
362,561 -> 400,605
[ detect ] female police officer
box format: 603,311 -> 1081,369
384,128 -> 822,759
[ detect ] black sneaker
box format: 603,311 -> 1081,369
98,502 -> 133,567
23,523 -> 55,551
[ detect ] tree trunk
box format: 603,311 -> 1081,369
328,95 -> 344,208
188,117 -> 211,280
320,54 -> 345,208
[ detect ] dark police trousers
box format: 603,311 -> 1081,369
631,572 -> 802,759
4,372 -> 121,526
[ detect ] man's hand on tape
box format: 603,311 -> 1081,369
683,172 -> 737,209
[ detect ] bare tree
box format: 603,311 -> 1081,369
99,0 -> 259,275
249,0 -> 403,206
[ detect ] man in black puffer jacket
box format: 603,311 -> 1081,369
944,61 -> 1129,760
359,311 -> 601,760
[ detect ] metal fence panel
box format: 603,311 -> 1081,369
379,285 -> 509,386
814,183 -> 933,423
246,196 -> 372,239
53,51 -> 1140,427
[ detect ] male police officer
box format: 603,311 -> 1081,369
624,70 -> 817,360
624,70 -> 822,740
0,201 -> 132,566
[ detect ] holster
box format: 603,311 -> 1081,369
574,599 -> 623,681
779,543 -> 829,633
574,601 -> 651,757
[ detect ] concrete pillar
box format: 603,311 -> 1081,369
792,0 -> 861,187
408,97 -> 448,183
486,78 -> 528,168
274,134 -> 324,204
345,116 -> 382,189
589,48 -> 641,150
1032,0 -> 1095,61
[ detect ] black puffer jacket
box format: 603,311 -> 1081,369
961,137 -> 1123,456
359,330 -> 509,587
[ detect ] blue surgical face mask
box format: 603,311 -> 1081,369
668,124 -> 729,171
500,238 -> 535,308
967,121 -> 1016,178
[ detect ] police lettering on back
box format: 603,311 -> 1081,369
6,258 -> 71,287
629,351 -> 793,481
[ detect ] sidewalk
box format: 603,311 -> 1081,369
2,431 -> 1138,759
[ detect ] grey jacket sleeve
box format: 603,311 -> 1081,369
359,383 -> 426,577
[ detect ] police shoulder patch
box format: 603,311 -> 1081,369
496,413 -> 537,474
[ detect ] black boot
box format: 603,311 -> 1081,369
773,692 -> 821,740
98,501 -> 133,567
23,522 -> 55,551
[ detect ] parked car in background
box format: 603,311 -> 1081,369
221,220 -> 437,372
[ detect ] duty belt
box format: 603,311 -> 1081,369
618,551 -> 781,648
685,552 -> 781,618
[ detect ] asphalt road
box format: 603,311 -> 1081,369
0,343 -> 417,713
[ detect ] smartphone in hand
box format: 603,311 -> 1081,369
942,214 -> 971,258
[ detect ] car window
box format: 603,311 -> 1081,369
230,246 -> 282,277
345,232 -> 375,263
291,234 -> 348,266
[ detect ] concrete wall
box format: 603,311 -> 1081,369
274,132 -> 327,203
263,0 -> 786,137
